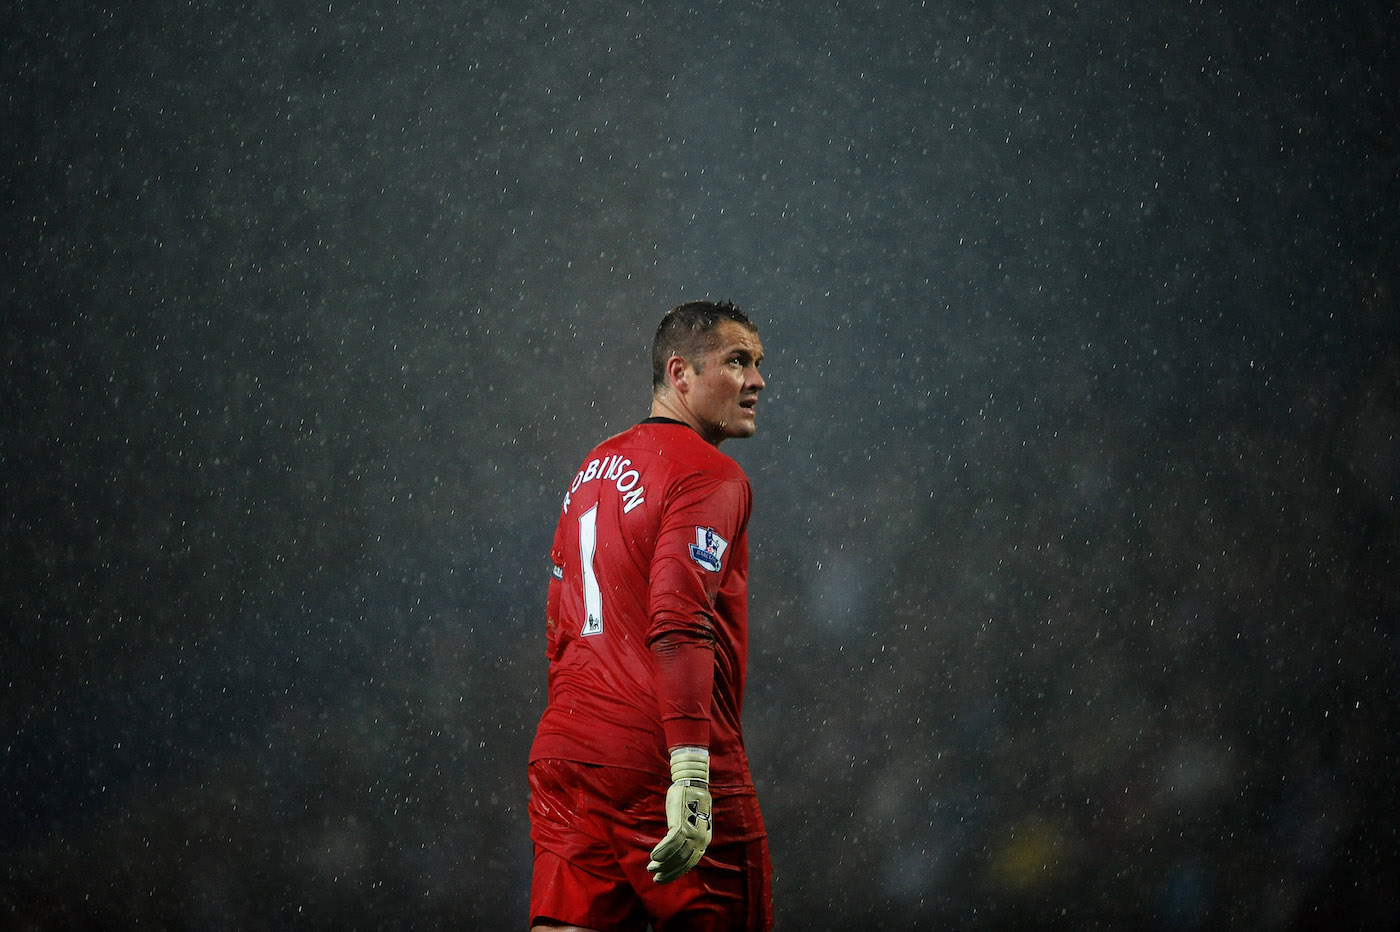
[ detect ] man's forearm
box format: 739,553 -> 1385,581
650,630 -> 715,750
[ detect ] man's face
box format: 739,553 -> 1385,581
683,320 -> 766,445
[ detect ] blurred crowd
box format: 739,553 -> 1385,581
6,332 -> 1394,930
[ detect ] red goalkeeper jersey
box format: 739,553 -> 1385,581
529,418 -> 755,790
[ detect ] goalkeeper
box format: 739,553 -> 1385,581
527,302 -> 774,931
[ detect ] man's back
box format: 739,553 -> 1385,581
531,419 -> 755,790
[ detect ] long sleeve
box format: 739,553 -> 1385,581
651,630 -> 715,750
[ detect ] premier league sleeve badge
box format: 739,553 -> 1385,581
688,526 -> 729,572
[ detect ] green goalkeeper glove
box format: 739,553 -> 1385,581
647,747 -> 713,884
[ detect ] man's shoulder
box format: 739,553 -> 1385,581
624,422 -> 748,482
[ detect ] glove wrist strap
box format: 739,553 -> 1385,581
669,746 -> 710,784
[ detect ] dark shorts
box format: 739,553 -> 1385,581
528,758 -> 773,931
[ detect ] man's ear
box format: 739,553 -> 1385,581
666,354 -> 689,391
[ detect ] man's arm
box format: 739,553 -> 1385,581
644,473 -> 746,882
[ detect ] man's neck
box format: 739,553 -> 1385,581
649,396 -> 718,446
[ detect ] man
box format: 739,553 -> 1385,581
528,301 -> 773,931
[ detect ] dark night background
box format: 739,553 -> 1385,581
4,1 -> 1397,928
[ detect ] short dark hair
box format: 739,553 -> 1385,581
651,301 -> 757,391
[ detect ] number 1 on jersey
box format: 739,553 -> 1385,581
578,504 -> 603,636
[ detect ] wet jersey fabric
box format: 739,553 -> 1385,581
529,419 -> 755,791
